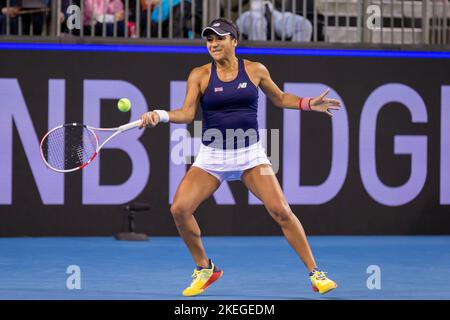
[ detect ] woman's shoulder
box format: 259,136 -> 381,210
243,59 -> 268,74
243,59 -> 266,68
189,63 -> 211,78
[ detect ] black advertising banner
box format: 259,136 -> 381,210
0,44 -> 449,236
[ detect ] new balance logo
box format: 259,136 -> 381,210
237,82 -> 247,89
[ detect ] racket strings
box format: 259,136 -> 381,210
45,127 -> 66,170
43,125 -> 98,171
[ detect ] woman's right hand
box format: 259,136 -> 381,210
139,111 -> 161,129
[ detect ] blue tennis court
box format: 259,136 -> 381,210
1,236 -> 449,300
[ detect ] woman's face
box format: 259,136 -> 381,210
206,34 -> 237,61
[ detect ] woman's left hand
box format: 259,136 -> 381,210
310,88 -> 342,117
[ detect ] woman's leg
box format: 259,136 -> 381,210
241,164 -> 317,272
170,166 -> 221,268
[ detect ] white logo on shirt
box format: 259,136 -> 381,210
237,82 -> 247,89
214,87 -> 223,92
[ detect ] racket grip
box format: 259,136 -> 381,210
119,120 -> 142,132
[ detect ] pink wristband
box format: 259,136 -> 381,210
299,97 -> 312,111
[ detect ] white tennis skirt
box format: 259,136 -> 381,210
192,139 -> 271,182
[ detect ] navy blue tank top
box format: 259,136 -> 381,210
200,58 -> 259,150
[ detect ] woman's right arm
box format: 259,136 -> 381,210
140,67 -> 202,127
166,67 -> 202,124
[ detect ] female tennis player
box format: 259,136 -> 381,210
140,18 -> 340,296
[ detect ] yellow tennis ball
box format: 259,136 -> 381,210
117,98 -> 131,112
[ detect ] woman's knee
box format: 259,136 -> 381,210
267,202 -> 294,225
170,202 -> 194,220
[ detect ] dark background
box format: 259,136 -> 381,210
0,47 -> 449,236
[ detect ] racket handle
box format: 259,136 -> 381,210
119,120 -> 142,132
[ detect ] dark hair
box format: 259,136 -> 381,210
210,18 -> 240,40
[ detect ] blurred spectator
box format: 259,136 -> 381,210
292,0 -> 324,41
140,0 -> 192,38
191,0 -> 226,37
236,0 -> 312,41
1,0 -> 48,35
191,0 -> 203,36
20,0 -> 49,35
83,0 -> 125,36
229,0 -> 249,22
139,0 -> 159,37
0,0 -> 20,34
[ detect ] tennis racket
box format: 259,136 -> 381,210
40,120 -> 142,173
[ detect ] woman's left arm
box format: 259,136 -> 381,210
256,62 -> 341,117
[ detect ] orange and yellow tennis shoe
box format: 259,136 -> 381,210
310,268 -> 338,294
182,259 -> 223,297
